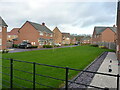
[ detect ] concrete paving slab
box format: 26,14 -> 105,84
90,52 -> 119,88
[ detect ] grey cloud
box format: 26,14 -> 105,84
0,1 -> 117,34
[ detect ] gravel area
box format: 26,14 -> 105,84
68,52 -> 108,88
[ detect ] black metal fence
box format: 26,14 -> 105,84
0,58 -> 120,90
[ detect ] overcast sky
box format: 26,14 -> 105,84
0,0 -> 118,34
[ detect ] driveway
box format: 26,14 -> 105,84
8,45 -> 78,53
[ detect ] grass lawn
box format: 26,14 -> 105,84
2,45 -> 114,88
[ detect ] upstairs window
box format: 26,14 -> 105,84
8,35 -> 11,38
50,34 -> 53,37
40,31 -> 43,36
0,39 -> 1,45
46,33 -> 48,36
0,27 -> 2,32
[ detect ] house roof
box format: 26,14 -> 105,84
70,35 -> 75,39
94,27 -> 117,35
28,21 -> 53,33
53,27 -> 62,34
0,17 -> 8,27
81,37 -> 91,41
54,27 -> 59,30
62,33 -> 70,38
8,28 -> 19,35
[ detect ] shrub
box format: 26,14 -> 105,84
99,46 -> 108,49
43,45 -> 53,48
64,44 -> 70,46
31,46 -> 38,48
54,45 -> 60,47
13,44 -> 18,48
90,44 -> 98,47
2,49 -> 9,53
81,43 -> 90,46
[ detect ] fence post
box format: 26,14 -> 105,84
117,74 -> 119,90
33,62 -> 36,89
65,67 -> 69,90
10,58 -> 13,88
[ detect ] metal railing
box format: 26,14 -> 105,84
1,58 -> 120,90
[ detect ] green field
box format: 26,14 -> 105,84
2,46 -> 114,88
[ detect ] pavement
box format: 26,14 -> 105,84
90,52 -> 119,89
8,45 -> 78,53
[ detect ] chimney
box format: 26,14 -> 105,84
113,25 -> 116,27
42,22 -> 45,26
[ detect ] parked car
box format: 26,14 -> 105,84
54,43 -> 61,46
19,42 -> 32,49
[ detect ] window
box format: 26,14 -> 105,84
13,35 -> 17,38
39,41 -> 44,45
50,34 -> 53,37
94,35 -> 97,38
31,42 -> 36,45
46,33 -> 48,36
0,27 -> 2,32
40,31 -> 43,36
0,39 -> 1,45
49,41 -> 53,45
23,40 -> 29,42
8,35 -> 11,38
66,38 -> 70,40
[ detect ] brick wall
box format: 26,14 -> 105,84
0,27 -> 7,50
53,27 -> 62,44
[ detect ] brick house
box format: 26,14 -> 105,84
0,17 -> 8,50
17,21 -> 54,48
70,35 -> 76,44
116,1 -> 120,63
92,26 -> 117,44
81,37 -> 91,44
62,33 -> 71,45
7,28 -> 19,41
53,27 -> 62,45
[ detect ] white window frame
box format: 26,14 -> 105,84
46,33 -> 48,36
50,34 -> 53,37
40,31 -> 43,36
8,35 -> 11,38
39,41 -> 44,45
0,39 -> 1,45
0,27 -> 2,32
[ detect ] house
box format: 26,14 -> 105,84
0,17 -> 8,50
70,35 -> 76,44
92,26 -> 117,44
116,1 -> 120,63
62,33 -> 71,45
81,37 -> 91,44
7,28 -> 19,41
7,28 -> 19,47
53,27 -> 62,45
17,21 -> 54,48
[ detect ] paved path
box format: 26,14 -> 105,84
68,52 -> 108,88
90,52 -> 119,89
8,45 -> 78,53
